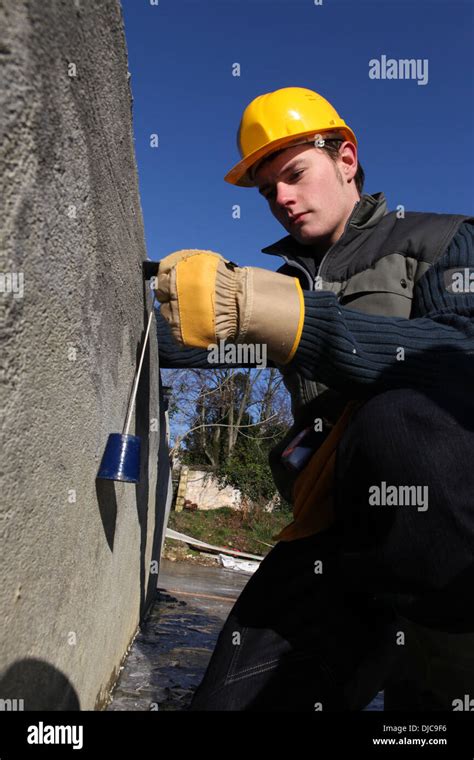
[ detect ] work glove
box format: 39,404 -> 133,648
154,249 -> 305,365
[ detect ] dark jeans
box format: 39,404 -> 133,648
189,387 -> 474,711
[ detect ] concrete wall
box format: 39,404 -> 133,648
180,468 -> 243,511
0,0 -> 171,709
175,467 -> 279,512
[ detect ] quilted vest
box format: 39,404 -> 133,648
261,192 -> 473,502
261,191 -> 473,425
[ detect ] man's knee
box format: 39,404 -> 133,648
337,385 -> 467,472
335,385 -> 474,597
336,388 -> 421,484
346,388 -> 434,444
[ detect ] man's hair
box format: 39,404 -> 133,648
253,137 -> 365,196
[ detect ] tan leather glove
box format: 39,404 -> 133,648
155,249 -> 305,365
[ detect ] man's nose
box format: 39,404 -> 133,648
275,182 -> 296,209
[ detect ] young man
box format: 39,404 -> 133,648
155,87 -> 474,711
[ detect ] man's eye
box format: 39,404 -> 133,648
263,171 -> 303,200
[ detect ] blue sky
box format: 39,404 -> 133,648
121,0 -> 473,270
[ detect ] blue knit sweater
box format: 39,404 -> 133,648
155,221 -> 474,393
290,221 -> 474,395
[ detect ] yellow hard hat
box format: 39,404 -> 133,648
224,86 -> 357,187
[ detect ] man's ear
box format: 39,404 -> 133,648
339,141 -> 358,178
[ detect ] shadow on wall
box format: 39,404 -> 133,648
0,301 -> 169,712
0,660 -> 80,710
1,0 -> 173,712
95,290 -> 171,625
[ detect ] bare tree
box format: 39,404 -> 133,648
161,366 -> 291,467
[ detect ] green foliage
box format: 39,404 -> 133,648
218,440 -> 273,504
168,506 -> 292,555
218,425 -> 291,512
175,368 -> 293,512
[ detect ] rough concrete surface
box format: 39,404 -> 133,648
0,0 -> 171,709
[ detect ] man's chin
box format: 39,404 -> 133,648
293,227 -> 334,252
284,216 -> 330,245
292,226 -> 323,245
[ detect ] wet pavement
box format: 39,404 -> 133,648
106,558 -> 383,711
106,559 -> 250,711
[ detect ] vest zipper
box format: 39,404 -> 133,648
315,249 -> 331,288
279,255 -> 314,291
280,250 -> 331,291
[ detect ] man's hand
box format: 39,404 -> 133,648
154,248 -> 305,365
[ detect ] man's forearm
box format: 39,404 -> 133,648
155,305 -> 278,370
288,223 -> 474,394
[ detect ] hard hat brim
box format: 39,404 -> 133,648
224,127 -> 357,187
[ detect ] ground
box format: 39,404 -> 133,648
106,559 -> 249,711
166,504 -> 291,560
107,507 -> 384,711
162,539 -> 222,567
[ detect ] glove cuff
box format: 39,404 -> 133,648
214,260 -> 239,341
236,268 -> 305,365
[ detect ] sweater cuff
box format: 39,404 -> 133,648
288,291 -> 345,377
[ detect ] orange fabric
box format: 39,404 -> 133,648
176,253 -> 220,347
273,400 -> 364,542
